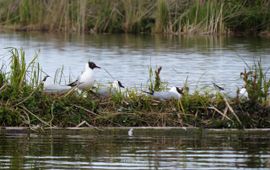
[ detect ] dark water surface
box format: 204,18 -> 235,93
1,32 -> 270,93
0,128 -> 269,169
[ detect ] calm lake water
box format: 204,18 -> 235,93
1,32 -> 270,93
0,128 -> 269,169
1,32 -> 270,169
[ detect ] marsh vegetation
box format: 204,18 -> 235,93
0,48 -> 269,129
0,0 -> 269,35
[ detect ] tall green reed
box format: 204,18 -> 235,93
122,0 -> 154,33
8,48 -> 40,91
148,66 -> 167,92
225,0 -> 270,33
155,0 -> 169,33
178,0 -> 225,34
0,0 -> 269,34
240,59 -> 270,105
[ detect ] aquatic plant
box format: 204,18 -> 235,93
239,59 -> 270,105
155,0 -> 169,33
225,0 -> 270,34
148,66 -> 167,92
122,0 -> 153,33
0,0 -> 269,35
0,48 -> 269,129
178,0 -> 226,34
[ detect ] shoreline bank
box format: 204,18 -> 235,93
0,1 -> 269,35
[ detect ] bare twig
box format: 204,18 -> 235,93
20,106 -> 53,128
223,96 -> 242,126
0,83 -> 7,92
14,86 -> 39,107
71,104 -> 98,116
20,110 -> 31,125
76,120 -> 93,127
208,106 -> 232,121
222,106 -> 228,120
62,86 -> 77,97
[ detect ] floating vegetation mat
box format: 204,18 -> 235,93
0,48 -> 270,129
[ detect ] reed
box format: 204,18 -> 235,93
155,0 -> 169,33
8,48 -> 39,91
0,0 -> 269,35
177,0 -> 226,34
225,0 -> 270,34
0,48 -> 270,128
122,0 -> 154,33
147,66 -> 167,92
240,59 -> 270,105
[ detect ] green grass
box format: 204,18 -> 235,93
0,0 -> 269,35
239,59 -> 270,105
0,48 -> 270,129
177,0 -> 225,34
155,0 -> 169,33
147,66 -> 167,92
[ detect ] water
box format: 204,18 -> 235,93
1,32 -> 270,93
0,128 -> 269,169
1,33 -> 270,169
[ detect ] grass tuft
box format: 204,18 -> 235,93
0,1 -> 269,35
0,48 -> 269,128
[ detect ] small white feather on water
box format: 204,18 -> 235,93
128,128 -> 134,136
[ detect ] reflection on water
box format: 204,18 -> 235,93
0,128 -> 269,169
0,32 -> 270,93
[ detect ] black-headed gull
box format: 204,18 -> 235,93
68,61 -> 100,90
94,80 -> 126,97
144,86 -> 182,100
42,75 -> 72,94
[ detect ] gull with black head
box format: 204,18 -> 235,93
144,86 -> 183,101
42,75 -> 72,94
94,80 -> 126,97
68,61 -> 100,90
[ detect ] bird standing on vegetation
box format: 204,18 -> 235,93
94,80 -> 126,97
42,75 -> 72,94
239,72 -> 249,99
239,86 -> 248,99
144,86 -> 183,100
68,61 -> 100,90
112,80 -> 125,92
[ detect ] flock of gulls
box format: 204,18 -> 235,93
43,61 -> 249,100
